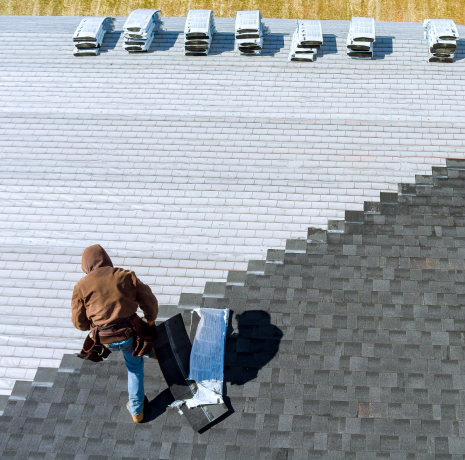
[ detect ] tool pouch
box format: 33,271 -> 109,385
128,314 -> 158,357
76,315 -> 158,360
76,331 -> 111,362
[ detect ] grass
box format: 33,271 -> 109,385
0,0 -> 463,23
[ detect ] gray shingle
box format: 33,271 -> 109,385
2,13 -> 465,460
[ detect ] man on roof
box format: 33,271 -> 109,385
71,244 -> 158,423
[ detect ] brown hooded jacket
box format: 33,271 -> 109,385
71,245 -> 158,332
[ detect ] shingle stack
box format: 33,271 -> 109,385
184,9 -> 216,56
123,9 -> 163,52
423,19 -> 459,63
235,10 -> 269,55
288,20 -> 323,62
346,16 -> 375,60
73,17 -> 115,56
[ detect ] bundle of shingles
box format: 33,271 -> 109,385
424,19 -> 459,63
346,16 -> 375,60
184,9 -> 216,56
73,17 -> 115,56
123,9 -> 163,52
235,10 -> 269,55
288,20 -> 323,62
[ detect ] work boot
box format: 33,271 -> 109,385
127,399 -> 145,423
150,350 -> 157,360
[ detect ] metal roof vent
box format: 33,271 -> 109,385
235,10 -> 269,55
123,9 -> 163,52
184,10 -> 216,56
73,17 -> 115,56
346,17 -> 375,60
424,19 -> 459,63
288,20 -> 323,62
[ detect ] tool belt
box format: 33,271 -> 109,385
77,313 -> 158,363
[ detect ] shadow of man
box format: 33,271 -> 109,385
225,309 -> 283,385
144,387 -> 174,423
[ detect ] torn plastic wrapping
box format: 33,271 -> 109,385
288,20 -> 321,62
186,308 -> 229,408
169,399 -> 185,415
169,308 -> 229,411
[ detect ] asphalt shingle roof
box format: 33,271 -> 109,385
2,14 -> 465,456
2,159 -> 465,458
2,15 -> 465,396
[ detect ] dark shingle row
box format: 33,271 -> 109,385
2,159 -> 465,458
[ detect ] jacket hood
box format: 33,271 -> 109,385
81,245 -> 113,274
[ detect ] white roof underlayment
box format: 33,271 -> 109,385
0,16 -> 465,395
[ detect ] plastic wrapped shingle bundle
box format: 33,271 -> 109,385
423,19 -> 459,63
184,10 -> 215,56
288,20 -> 323,62
235,10 -> 269,55
346,17 -> 375,60
168,308 -> 230,412
73,17 -> 115,56
123,9 -> 163,52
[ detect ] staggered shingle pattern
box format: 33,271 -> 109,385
2,158 -> 465,458
1,16 -> 465,396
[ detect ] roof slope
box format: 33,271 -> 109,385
1,16 -> 465,396
2,159 -> 465,458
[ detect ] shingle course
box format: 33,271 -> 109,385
2,12 -> 465,459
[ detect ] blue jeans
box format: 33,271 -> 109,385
106,337 -> 152,416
